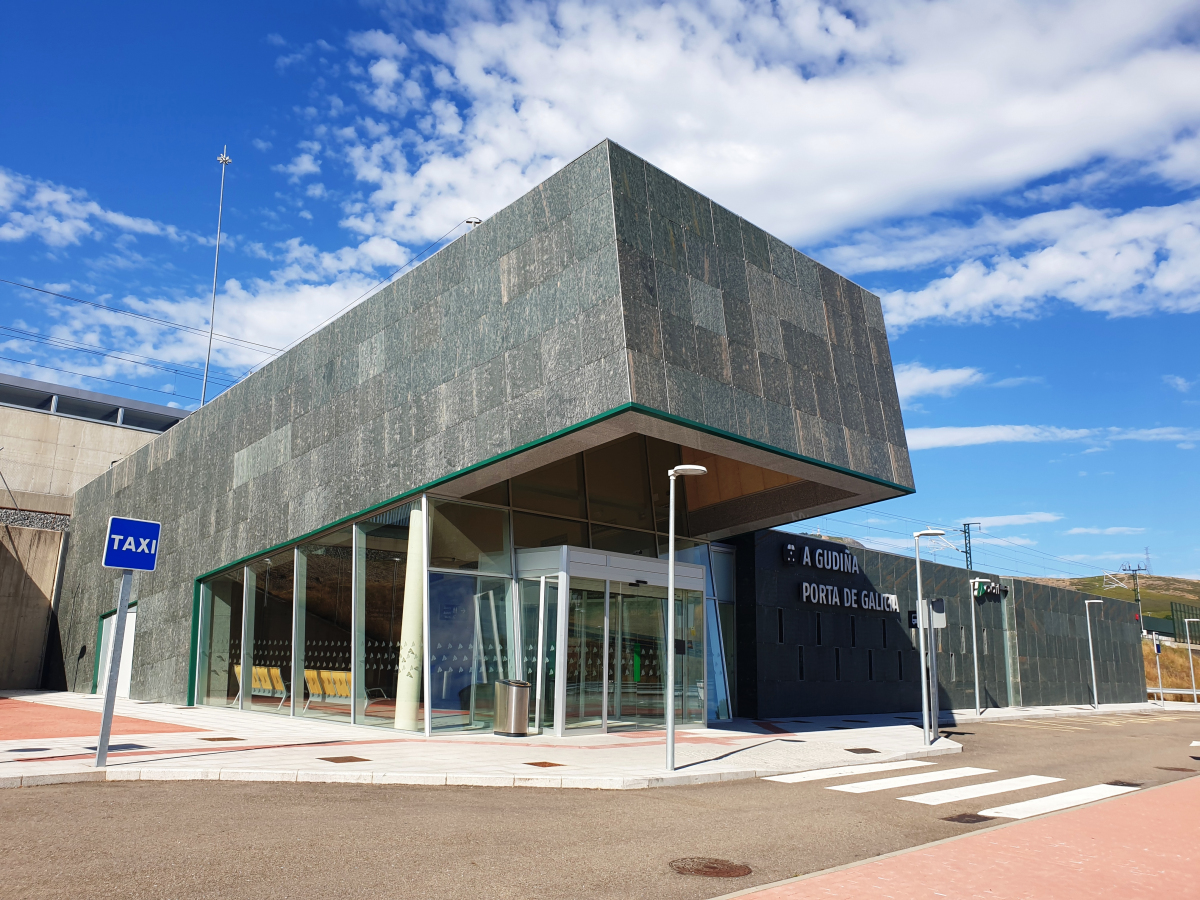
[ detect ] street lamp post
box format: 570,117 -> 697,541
1186,619 -> 1200,704
914,530 -> 944,747
665,463 -> 707,772
1084,598 -> 1103,708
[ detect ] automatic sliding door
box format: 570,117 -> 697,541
564,578 -> 605,730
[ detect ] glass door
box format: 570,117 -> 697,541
607,582 -> 668,731
564,577 -> 606,730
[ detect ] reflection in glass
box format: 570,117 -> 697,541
354,500 -> 424,730
585,435 -> 653,529
297,527 -> 353,722
604,582 -> 705,731
565,578 -> 606,729
429,500 -> 512,574
427,572 -> 515,732
541,578 -> 559,734
513,511 -> 587,550
512,454 -> 587,519
248,555 -> 294,715
591,523 -> 656,557
518,578 -> 544,732
646,436 -> 685,534
462,480 -> 510,507
199,571 -> 243,707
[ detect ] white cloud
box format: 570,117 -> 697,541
967,513 -> 1063,528
894,362 -> 985,405
0,168 -> 188,248
1164,374 -> 1195,392
876,199 -> 1200,330
907,423 -> 1200,449
252,138 -> 274,152
1066,526 -> 1146,535
315,0 -> 1200,252
907,424 -> 1093,450
274,152 -> 321,183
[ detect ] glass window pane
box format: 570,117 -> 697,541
297,527 -> 353,722
591,523 -> 656,557
679,590 -> 706,725
429,500 -> 512,574
541,578 -> 558,734
511,454 -> 586,519
711,547 -> 735,603
248,555 -> 294,715
199,571 -> 243,707
463,480 -> 510,507
607,581 -> 666,731
355,501 -> 424,730
513,511 -> 588,550
585,435 -> 653,530
427,572 -> 515,732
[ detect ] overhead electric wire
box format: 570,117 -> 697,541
804,512 -> 1107,579
0,279 -> 281,354
0,356 -> 198,402
0,325 -> 239,388
815,505 -> 1110,575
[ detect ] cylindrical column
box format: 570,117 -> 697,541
666,473 -> 677,771
1085,603 -> 1099,708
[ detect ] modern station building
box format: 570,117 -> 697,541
52,139 -> 1143,736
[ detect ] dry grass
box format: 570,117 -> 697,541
1034,575 -> 1200,619
1143,639 -> 1200,698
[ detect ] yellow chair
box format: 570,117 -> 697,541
303,669 -> 325,711
268,667 -> 289,710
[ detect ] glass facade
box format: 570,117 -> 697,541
195,434 -> 733,734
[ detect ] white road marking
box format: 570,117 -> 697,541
828,767 -> 996,793
898,775 -> 1063,806
764,760 -> 933,783
1191,741 -> 1200,747
980,783 -> 1138,819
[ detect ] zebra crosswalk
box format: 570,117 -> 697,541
765,760 -> 1138,820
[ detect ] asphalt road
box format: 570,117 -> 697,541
4,710 -> 1198,900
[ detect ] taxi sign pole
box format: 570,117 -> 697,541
95,569 -> 133,767
96,515 -> 161,768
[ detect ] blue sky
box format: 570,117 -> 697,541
1,1 -> 1197,580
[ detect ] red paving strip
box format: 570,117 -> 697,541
727,776 -> 1200,899
0,698 -> 205,740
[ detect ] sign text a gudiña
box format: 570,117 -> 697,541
782,537 -> 899,613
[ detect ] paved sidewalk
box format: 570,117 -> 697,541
712,771 -> 1200,899
0,691 -> 962,790
0,693 -> 1167,791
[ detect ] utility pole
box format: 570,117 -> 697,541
1122,563 -> 1147,633
963,523 -> 981,716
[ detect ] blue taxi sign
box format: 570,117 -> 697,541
103,517 -> 162,571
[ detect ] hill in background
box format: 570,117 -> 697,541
1028,575 -> 1200,620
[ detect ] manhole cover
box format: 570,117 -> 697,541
670,858 -> 752,878
1106,780 -> 1142,787
85,743 -> 148,752
526,761 -> 564,768
1156,766 -> 1194,773
9,748 -> 49,753
320,756 -> 369,764
943,813 -> 993,824
200,737 -> 244,742
846,748 -> 879,754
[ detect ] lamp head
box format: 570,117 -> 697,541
670,465 -> 708,477
914,529 -> 945,538
1187,618 -> 1200,623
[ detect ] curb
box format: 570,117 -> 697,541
0,742 -> 960,791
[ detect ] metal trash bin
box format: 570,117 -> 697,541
493,679 -> 531,737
